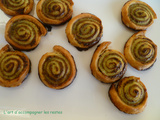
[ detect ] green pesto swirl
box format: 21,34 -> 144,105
42,0 -> 72,20
0,52 -> 29,80
131,38 -> 156,64
42,53 -> 71,86
129,3 -> 154,26
117,77 -> 145,106
9,19 -> 40,46
72,17 -> 102,47
98,50 -> 126,78
2,0 -> 30,12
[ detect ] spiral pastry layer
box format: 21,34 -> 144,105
38,45 -> 77,89
0,45 -> 31,87
0,0 -> 33,16
36,0 -> 74,25
5,15 -> 47,51
66,13 -> 103,51
90,42 -> 127,83
124,31 -> 157,70
109,76 -> 148,114
121,0 -> 157,30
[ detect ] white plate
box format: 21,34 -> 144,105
0,0 -> 160,120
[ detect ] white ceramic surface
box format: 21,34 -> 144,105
0,0 -> 160,120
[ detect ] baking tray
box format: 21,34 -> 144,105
0,0 -> 160,120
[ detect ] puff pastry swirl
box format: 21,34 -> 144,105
5,15 -> 47,51
0,0 -> 33,16
109,76 -> 148,114
38,45 -> 77,89
124,31 -> 157,71
121,0 -> 157,30
66,13 -> 103,51
36,0 -> 74,25
90,42 -> 127,83
0,45 -> 31,87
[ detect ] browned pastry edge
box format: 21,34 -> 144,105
0,0 -> 34,16
121,0 -> 157,31
124,30 -> 157,71
90,41 -> 127,83
0,44 -> 31,87
38,45 -> 77,89
66,13 -> 103,51
5,15 -> 47,51
36,0 -> 74,25
121,13 -> 139,32
109,76 -> 148,114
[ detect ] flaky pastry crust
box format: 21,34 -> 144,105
90,42 -> 127,83
109,76 -> 148,114
38,45 -> 77,89
5,15 -> 47,51
66,13 -> 103,51
0,0 -> 34,16
124,31 -> 157,70
36,0 -> 74,25
121,0 -> 157,30
0,45 -> 31,87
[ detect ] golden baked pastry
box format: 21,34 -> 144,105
90,42 -> 127,83
5,15 -> 47,51
0,45 -> 31,87
124,31 -> 157,71
66,13 -> 103,51
38,45 -> 77,89
0,0 -> 33,16
36,0 -> 74,25
121,0 -> 157,30
109,76 -> 148,114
